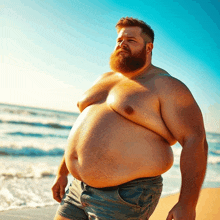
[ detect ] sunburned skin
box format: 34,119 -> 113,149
65,65 -> 176,188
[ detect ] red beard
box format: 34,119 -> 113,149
109,46 -> 146,74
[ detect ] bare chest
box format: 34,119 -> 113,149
78,79 -> 161,128
107,81 -> 161,127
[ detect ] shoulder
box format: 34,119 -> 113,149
100,71 -> 115,78
141,67 -> 191,96
153,74 -> 197,109
154,73 -> 190,94
153,74 -> 205,143
93,71 -> 115,84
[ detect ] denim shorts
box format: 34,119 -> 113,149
56,176 -> 163,220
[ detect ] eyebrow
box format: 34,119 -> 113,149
117,36 -> 137,41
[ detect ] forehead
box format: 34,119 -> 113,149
117,27 -> 143,39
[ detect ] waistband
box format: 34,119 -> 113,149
89,175 -> 163,191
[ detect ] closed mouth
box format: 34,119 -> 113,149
118,50 -> 130,55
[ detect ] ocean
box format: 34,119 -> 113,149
0,103 -> 219,211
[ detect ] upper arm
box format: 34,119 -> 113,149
158,77 -> 206,146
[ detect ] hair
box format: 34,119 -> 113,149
116,17 -> 154,43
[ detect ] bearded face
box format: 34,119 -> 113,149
109,45 -> 146,74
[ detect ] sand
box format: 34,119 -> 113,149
0,205 -> 59,220
150,188 -> 220,220
0,188 -> 219,220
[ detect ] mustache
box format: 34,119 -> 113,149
116,48 -> 131,55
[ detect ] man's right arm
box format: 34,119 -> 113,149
51,156 -> 69,203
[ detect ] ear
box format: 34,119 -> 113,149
146,42 -> 153,54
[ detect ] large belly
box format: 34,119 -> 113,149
65,103 -> 174,187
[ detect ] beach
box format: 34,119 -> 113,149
0,188 -> 219,219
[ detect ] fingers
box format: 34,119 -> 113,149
51,176 -> 68,203
166,212 -> 174,220
60,185 -> 66,201
52,184 -> 62,203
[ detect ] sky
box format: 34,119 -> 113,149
1,0 -> 220,133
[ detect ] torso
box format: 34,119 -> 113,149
65,66 -> 176,187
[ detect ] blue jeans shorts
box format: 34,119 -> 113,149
56,176 -> 163,220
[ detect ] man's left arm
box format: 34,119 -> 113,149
158,77 -> 208,220
166,136 -> 208,220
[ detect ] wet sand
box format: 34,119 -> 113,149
0,205 -> 58,220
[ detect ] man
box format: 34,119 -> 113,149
52,17 -> 208,220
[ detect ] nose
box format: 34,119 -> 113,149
117,40 -> 129,51
119,40 -> 125,47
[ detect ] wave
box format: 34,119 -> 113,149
0,162 -> 58,179
207,132 -> 220,137
206,132 -> 220,143
0,146 -> 64,156
0,117 -> 72,130
207,139 -> 220,144
208,156 -> 220,165
0,103 -> 79,119
2,107 -> 48,117
6,131 -> 68,139
210,150 -> 220,156
1,171 -> 56,179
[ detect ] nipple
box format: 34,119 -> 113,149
124,106 -> 134,114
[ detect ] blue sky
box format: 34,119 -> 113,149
1,0 -> 220,132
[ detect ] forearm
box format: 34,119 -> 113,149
57,155 -> 69,176
178,138 -> 208,208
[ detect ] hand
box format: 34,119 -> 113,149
51,175 -> 68,203
166,202 -> 196,220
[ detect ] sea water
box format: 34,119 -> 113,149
0,103 -> 219,211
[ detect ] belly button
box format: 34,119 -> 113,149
124,106 -> 134,114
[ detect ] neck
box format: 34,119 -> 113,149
121,60 -> 153,79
